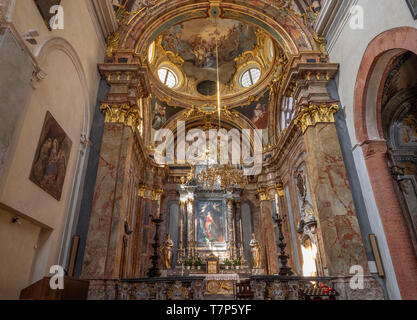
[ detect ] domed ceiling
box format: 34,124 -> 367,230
160,19 -> 258,86
148,17 -> 277,107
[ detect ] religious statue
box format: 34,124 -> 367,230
162,234 -> 174,269
250,233 -> 262,268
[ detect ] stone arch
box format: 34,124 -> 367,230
354,27 -> 417,142
34,36 -> 92,269
36,37 -> 91,133
119,0 -> 316,57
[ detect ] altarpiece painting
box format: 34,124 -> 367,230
197,200 -> 225,244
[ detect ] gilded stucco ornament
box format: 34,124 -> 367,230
294,104 -> 339,133
106,32 -> 120,57
258,187 -> 270,201
100,104 -> 140,129
313,34 -> 328,59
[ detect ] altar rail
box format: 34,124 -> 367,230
249,275 -> 384,300
87,277 -> 206,300
86,274 -> 384,300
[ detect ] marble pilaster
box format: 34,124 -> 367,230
258,189 -> 278,274
82,123 -> 135,279
299,116 -> 368,276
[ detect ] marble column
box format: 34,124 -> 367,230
82,62 -> 148,280
235,200 -> 245,262
295,104 -> 368,276
258,188 -> 278,274
226,198 -> 236,259
177,200 -> 186,265
186,197 -> 194,259
82,121 -> 136,279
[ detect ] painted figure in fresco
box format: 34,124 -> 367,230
162,234 -> 174,269
402,114 -> 417,143
32,138 -> 52,183
252,103 -> 268,129
152,101 -> 167,130
250,233 -> 262,268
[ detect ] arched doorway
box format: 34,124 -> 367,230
354,27 -> 417,300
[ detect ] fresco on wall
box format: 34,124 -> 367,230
29,112 -> 72,201
151,96 -> 183,131
234,90 -> 270,144
197,200 -> 225,243
234,91 -> 270,130
401,113 -> 417,144
382,53 -> 417,107
223,0 -> 312,51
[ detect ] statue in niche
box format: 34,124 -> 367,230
162,234 -> 174,269
250,233 -> 262,269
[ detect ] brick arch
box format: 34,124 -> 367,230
354,27 -> 417,142
353,27 -> 417,300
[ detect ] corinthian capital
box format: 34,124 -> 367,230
294,103 -> 339,133
100,104 -> 140,129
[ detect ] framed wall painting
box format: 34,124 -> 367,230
29,111 -> 72,201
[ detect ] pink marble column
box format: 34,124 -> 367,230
82,124 -> 135,279
258,190 -> 278,274
303,122 -> 368,276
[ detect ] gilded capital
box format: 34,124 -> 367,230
275,183 -> 285,197
137,184 -> 147,198
100,104 -> 140,129
294,104 -> 339,133
258,188 -> 270,201
152,188 -> 164,201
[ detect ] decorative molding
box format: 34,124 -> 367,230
91,0 -> 118,39
100,104 -> 140,129
294,104 -> 339,133
258,187 -> 270,201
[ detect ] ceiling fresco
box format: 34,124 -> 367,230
161,19 -> 258,85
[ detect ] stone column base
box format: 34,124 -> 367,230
332,276 -> 384,300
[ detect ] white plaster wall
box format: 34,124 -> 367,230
11,0 -> 105,118
0,208 -> 42,299
0,0 -> 106,298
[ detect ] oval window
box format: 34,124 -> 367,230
158,68 -> 177,88
240,68 -> 261,88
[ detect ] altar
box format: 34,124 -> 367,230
189,273 -> 241,296
172,187 -> 249,269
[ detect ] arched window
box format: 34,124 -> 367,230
281,96 -> 296,131
240,68 -> 261,88
158,68 -> 177,88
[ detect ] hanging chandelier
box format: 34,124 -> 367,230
191,16 -> 247,191
196,163 -> 247,190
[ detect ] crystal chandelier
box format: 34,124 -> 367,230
196,163 -> 247,190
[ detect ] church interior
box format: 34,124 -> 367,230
0,0 -> 416,301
